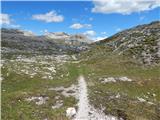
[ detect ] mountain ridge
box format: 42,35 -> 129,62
1,28 -> 90,56
1,21 -> 160,65
91,21 -> 160,65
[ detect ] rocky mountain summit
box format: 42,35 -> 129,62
45,32 -> 92,45
44,32 -> 69,39
95,21 -> 160,65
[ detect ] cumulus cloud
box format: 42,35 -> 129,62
0,13 -> 21,28
83,30 -> 96,36
70,23 -> 92,29
22,30 -> 35,36
92,0 -> 160,15
0,13 -> 11,25
32,11 -> 64,23
83,30 -> 107,41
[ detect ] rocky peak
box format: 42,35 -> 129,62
45,32 -> 69,39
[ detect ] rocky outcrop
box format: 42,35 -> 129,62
96,21 -> 160,65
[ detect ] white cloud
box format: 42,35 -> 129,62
23,30 -> 35,36
0,13 -> 11,25
0,13 -> 21,28
83,30 -> 96,36
92,0 -> 160,15
32,11 -> 64,23
83,30 -> 107,41
70,23 -> 92,29
70,23 -> 83,29
95,36 -> 107,41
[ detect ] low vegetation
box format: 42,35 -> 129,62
1,21 -> 160,120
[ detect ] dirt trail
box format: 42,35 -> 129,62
75,75 -> 117,120
75,75 -> 90,119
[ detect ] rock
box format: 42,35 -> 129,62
147,101 -> 154,105
137,97 -> 146,102
66,107 -> 76,118
25,96 -> 49,105
115,93 -> 121,98
100,76 -> 132,83
52,100 -> 63,109
95,21 -> 160,65
0,77 -> 4,81
100,77 -> 116,83
118,77 -> 132,82
152,93 -> 156,97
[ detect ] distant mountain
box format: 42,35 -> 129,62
1,28 -> 90,57
66,34 -> 92,44
3,21 -> 159,65
45,32 -> 69,39
44,32 -> 92,45
93,21 -> 160,65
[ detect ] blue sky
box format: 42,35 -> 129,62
1,1 -> 160,40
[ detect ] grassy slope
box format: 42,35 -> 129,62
79,50 -> 160,120
1,56 -> 82,120
2,48 -> 160,120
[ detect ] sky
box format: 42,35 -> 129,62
1,0 -> 160,40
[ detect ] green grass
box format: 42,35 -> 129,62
1,58 -> 81,120
79,53 -> 160,120
2,52 -> 160,120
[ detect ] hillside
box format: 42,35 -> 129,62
2,21 -> 160,120
92,21 -> 160,65
77,21 -> 160,119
